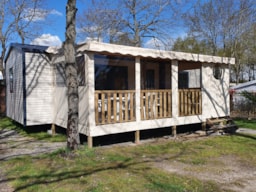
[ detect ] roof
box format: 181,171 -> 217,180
4,43 -> 49,64
231,80 -> 256,91
76,41 -> 235,65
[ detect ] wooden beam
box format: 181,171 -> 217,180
88,136 -> 93,148
135,130 -> 140,144
202,122 -> 206,131
51,124 -> 56,135
172,126 -> 177,137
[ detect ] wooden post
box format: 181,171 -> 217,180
202,122 -> 206,131
88,136 -> 93,148
172,126 -> 176,137
51,124 -> 56,135
135,130 -> 140,144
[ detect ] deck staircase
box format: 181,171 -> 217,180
206,117 -> 238,135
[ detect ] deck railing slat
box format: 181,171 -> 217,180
140,89 -> 172,120
178,89 -> 202,116
95,90 -> 136,125
95,89 -> 201,125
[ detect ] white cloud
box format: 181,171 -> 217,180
49,9 -> 63,16
24,8 -> 62,22
31,34 -> 62,47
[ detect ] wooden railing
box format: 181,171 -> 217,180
95,89 -> 201,125
95,90 -> 136,125
179,89 -> 202,116
140,90 -> 172,120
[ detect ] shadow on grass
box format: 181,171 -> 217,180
1,144 -> 189,191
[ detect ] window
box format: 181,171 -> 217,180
55,56 -> 85,87
55,63 -> 66,87
77,56 -> 85,86
9,67 -> 13,93
95,65 -> 128,90
94,55 -> 134,90
178,71 -> 189,89
146,69 -> 155,89
213,65 -> 222,80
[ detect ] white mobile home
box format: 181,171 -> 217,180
5,42 -> 235,146
5,44 -> 53,126
230,80 -> 256,116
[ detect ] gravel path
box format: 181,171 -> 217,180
0,128 -> 66,192
236,128 -> 256,135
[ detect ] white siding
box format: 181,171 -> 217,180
52,45 -> 232,137
201,63 -> 230,119
54,87 -> 68,128
25,52 -> 54,125
5,48 -> 24,124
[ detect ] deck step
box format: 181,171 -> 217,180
206,118 -> 230,125
206,117 -> 238,134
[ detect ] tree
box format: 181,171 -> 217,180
64,0 -> 80,150
184,0 -> 256,83
78,0 -> 186,48
77,0 -> 124,43
240,91 -> 256,117
0,0 -> 47,78
172,36 -> 211,54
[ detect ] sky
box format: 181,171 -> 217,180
30,0 -> 96,47
0,0 -> 188,79
30,0 -> 78,47
30,0 -> 188,48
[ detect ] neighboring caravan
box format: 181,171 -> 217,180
5,44 -> 53,126
5,42 -> 235,146
230,80 -> 256,117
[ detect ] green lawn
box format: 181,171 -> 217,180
2,135 -> 256,192
1,117 -> 256,191
0,117 -> 66,142
234,118 -> 256,130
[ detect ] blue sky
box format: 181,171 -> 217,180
31,0 -> 188,48
31,0 -> 89,46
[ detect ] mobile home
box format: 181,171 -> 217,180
5,42 -> 235,146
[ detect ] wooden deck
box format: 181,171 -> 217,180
95,89 -> 202,125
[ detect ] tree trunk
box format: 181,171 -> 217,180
0,43 -> 6,79
64,0 -> 80,150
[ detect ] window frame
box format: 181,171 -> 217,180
9,67 -> 13,93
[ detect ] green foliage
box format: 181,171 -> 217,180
241,91 -> 256,104
234,118 -> 256,130
172,36 -> 211,54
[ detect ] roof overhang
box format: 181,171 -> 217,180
77,41 -> 235,65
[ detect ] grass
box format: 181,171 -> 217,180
0,117 -> 66,142
1,117 -> 256,191
234,118 -> 256,130
2,144 -> 225,192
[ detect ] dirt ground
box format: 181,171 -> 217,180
154,151 -> 256,192
0,128 -> 256,192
